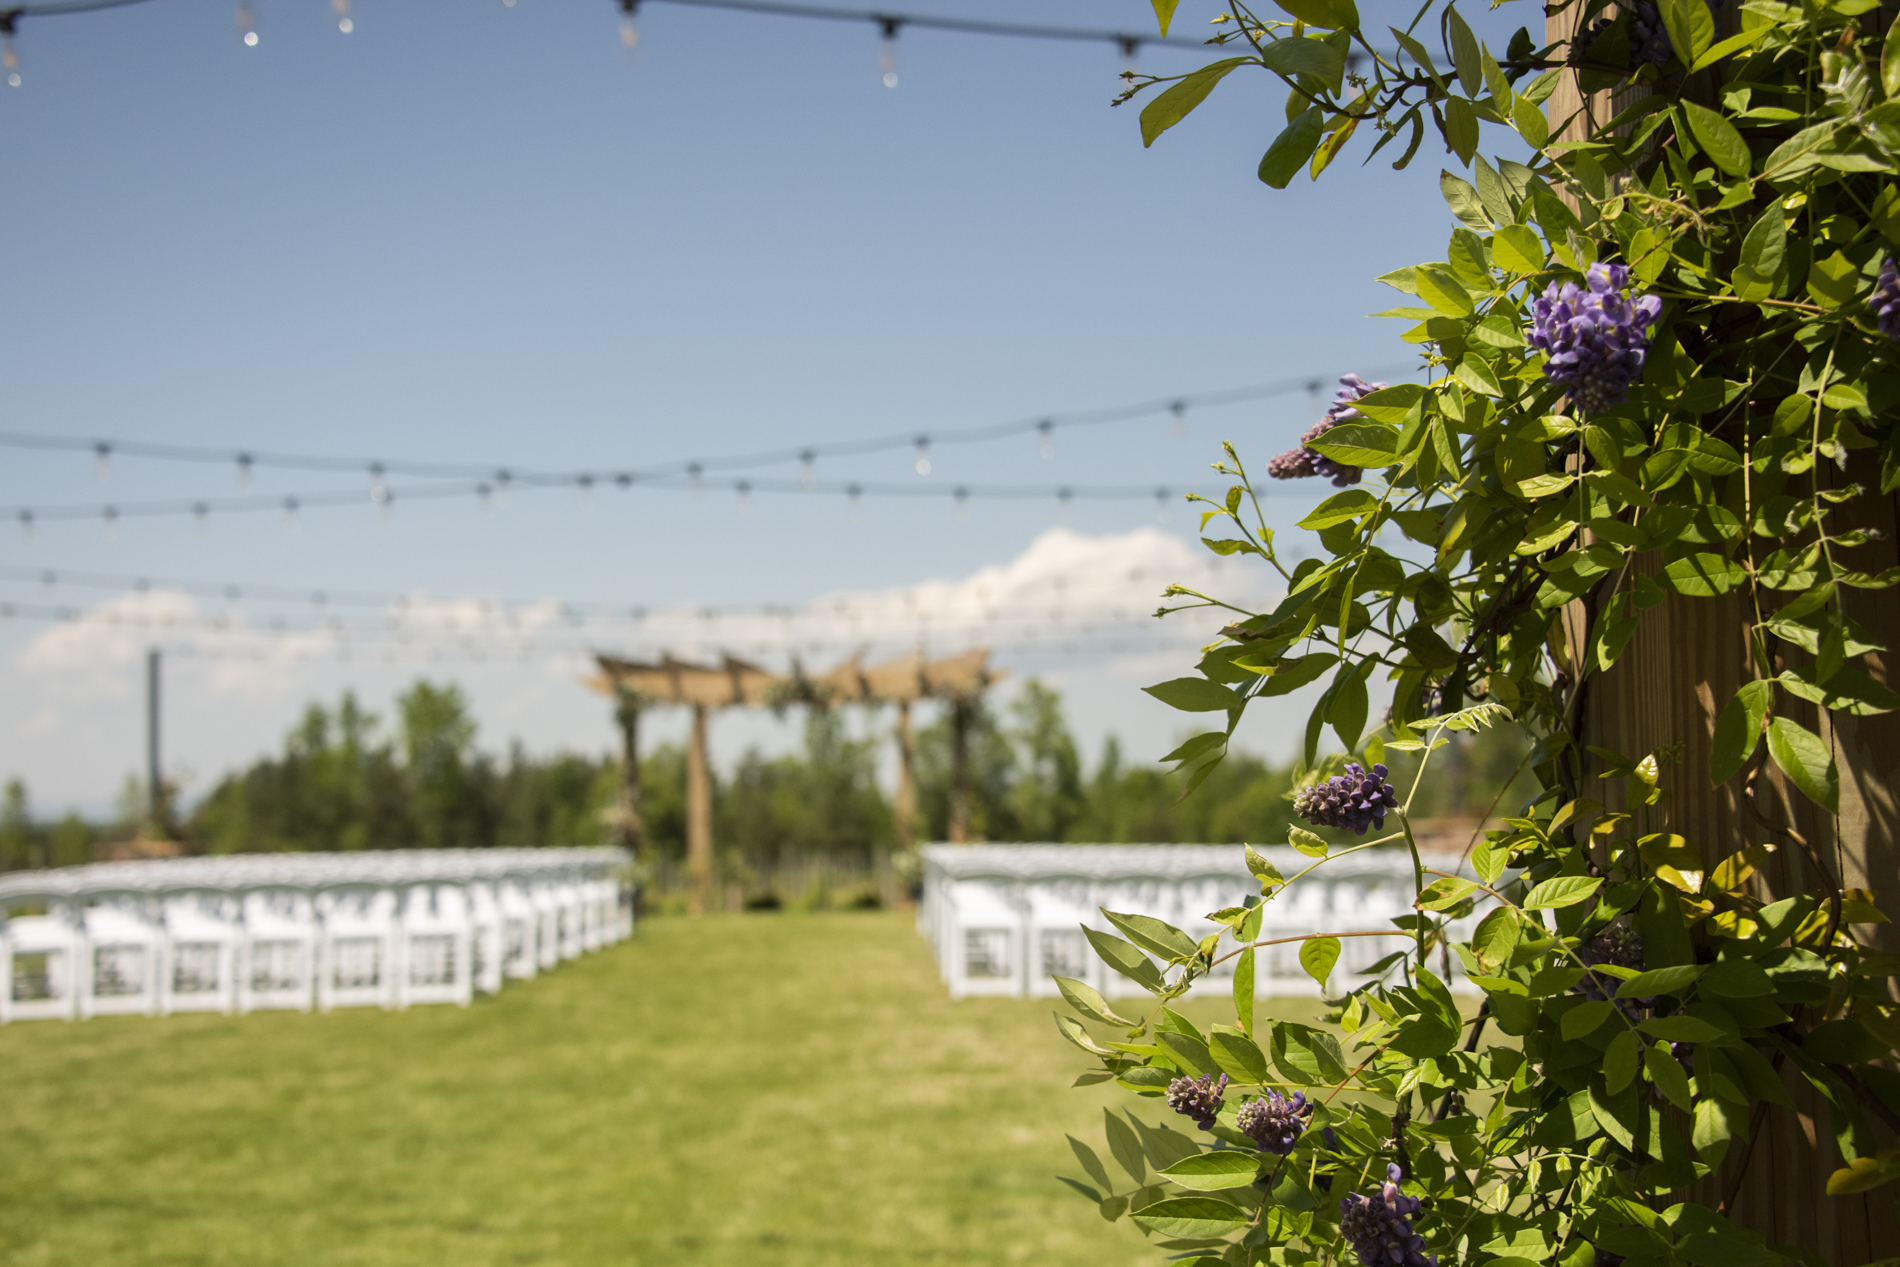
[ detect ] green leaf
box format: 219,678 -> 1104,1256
1159,1151 -> 1263,1192
1438,169 -> 1490,229
1150,0 -> 1179,36
1454,356 -> 1502,397
1299,935 -> 1341,987
1103,909 -> 1201,961
1445,5 -> 1481,96
1657,0 -> 1713,66
1259,107 -> 1324,189
1471,836 -> 1511,886
1414,267 -> 1475,317
1259,653 -> 1338,698
1700,958 -> 1774,998
1662,553 -> 1747,597
1288,826 -> 1329,858
1523,876 -> 1603,910
1085,928 -> 1167,994
1105,1109 -> 1147,1182
1162,732 -> 1228,766
1258,37 -> 1346,85
1640,1015 -> 1728,1044
1297,489 -> 1380,529
1144,677 -> 1243,713
1692,24 -> 1771,71
1682,102 -> 1751,176
1069,1135 -> 1114,1192
1055,1013 -> 1118,1056
1158,1031 -> 1223,1079
1245,845 -> 1285,893
1709,679 -> 1773,785
1140,59 -> 1248,147
1209,1028 -> 1270,1084
1056,975 -> 1136,1027
1645,1039 -> 1694,1111
1131,1196 -> 1251,1239
1471,905 -> 1519,969
1351,382 -> 1425,424
1327,664 -> 1369,751
1767,716 -> 1839,814
1605,1029 -> 1642,1093
1740,203 -> 1786,278
1512,94 -> 1550,149
1273,0 -> 1358,30
1232,948 -> 1255,1035
1807,250 -> 1860,308
1306,422 -> 1398,467
1273,1022 -> 1349,1083
1805,1018 -> 1892,1064
1564,999 -> 1615,1040
1492,224 -> 1545,275
1417,877 -> 1479,910
1887,24 -> 1900,98
1617,964 -> 1705,999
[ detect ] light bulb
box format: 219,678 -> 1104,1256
1037,418 -> 1055,459
236,0 -> 258,44
914,435 -> 931,475
877,16 -> 899,87
619,0 -> 638,54
3,34 -> 21,89
333,0 -> 351,32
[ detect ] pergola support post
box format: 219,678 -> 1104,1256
613,691 -> 644,856
894,699 -> 917,852
948,698 -> 972,845
686,702 -> 713,915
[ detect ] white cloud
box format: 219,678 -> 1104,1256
0,527 -> 1290,813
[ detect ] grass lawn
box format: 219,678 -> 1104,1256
0,910 -> 1328,1267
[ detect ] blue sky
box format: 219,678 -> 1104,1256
0,0 -> 1530,814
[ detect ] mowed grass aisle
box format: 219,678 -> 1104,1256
0,911 -> 1176,1267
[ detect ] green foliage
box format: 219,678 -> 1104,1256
1074,1 -> 1900,1261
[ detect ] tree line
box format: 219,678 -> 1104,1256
0,677 -> 1531,871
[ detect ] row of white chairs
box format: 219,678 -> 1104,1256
0,848 -> 632,1023
917,844 -> 1493,1000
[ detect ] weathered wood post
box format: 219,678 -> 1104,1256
1545,8 -> 1900,1250
686,701 -> 713,915
947,698 -> 972,844
894,698 -> 917,853
613,688 -> 645,855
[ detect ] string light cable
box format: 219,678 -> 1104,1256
0,364 -> 1417,526
0,366 -> 1413,489
0,557 -> 1270,632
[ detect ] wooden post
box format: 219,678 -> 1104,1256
894,699 -> 917,852
1545,13 -> 1900,1252
686,702 -> 713,915
613,690 -> 645,854
948,698 -> 972,844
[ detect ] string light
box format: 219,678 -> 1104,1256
333,0 -> 352,34
0,365 -> 1416,490
2,13 -> 21,88
1037,418 -> 1054,460
877,14 -> 898,87
618,0 -> 639,53
913,435 -> 930,476
236,0 -> 258,46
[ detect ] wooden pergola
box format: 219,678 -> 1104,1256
591,648 -> 999,912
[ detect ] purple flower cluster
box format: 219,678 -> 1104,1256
1166,1072 -> 1229,1131
1267,374 -> 1387,488
1575,924 -> 1644,1003
1871,257 -> 1900,339
1528,262 -> 1662,415
1294,763 -> 1400,836
1339,1164 -> 1436,1267
1237,1090 -> 1314,1155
